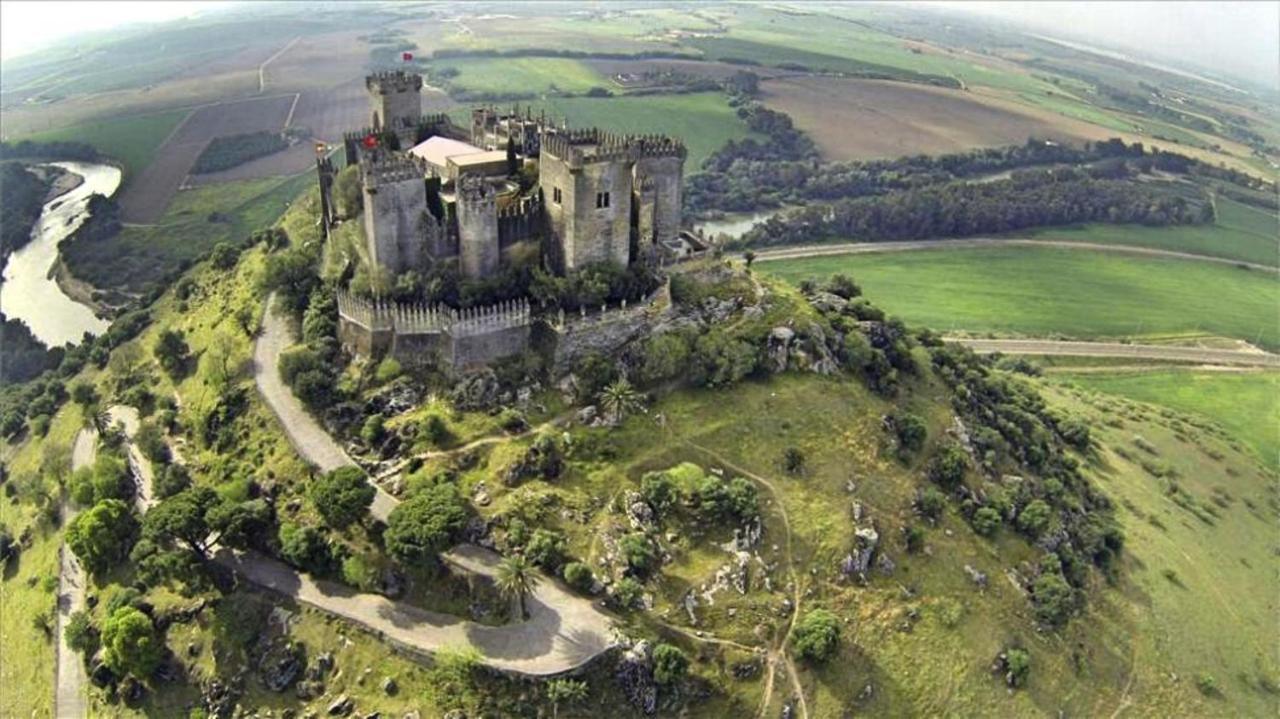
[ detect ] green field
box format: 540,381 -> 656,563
22,109 -> 189,180
63,171 -> 311,293
1060,370 -> 1280,470
529,92 -> 761,172
1027,196 -> 1279,267
760,246 -> 1280,348
431,56 -> 608,96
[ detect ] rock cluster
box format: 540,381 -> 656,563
615,639 -> 659,715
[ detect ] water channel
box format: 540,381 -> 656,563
0,162 -> 120,347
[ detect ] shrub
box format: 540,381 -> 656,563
653,643 -> 689,685
891,412 -> 927,455
972,507 -> 1002,537
792,609 -> 841,663
361,413 -> 386,446
1004,648 -> 1031,688
640,471 -> 678,513
916,486 -> 946,520
612,576 -> 643,608
928,443 -> 969,488
823,274 -> 861,299
421,414 -> 451,446
619,533 -> 657,576
66,499 -> 138,574
308,467 -> 376,529
1196,673 -> 1219,697
341,553 -> 382,592
384,483 -> 468,565
64,610 -> 98,657
374,356 -> 402,384
277,522 -> 332,574
903,525 -> 925,553
1031,570 -> 1074,626
562,562 -> 595,593
1016,500 -> 1053,538
154,464 -> 192,500
782,446 -> 805,475
209,242 -> 240,270
525,528 -> 566,571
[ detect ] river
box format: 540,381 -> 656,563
0,162 -> 120,348
694,207 -> 793,240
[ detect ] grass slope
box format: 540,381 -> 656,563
23,109 -> 190,180
1027,196 -> 1279,267
761,246 -> 1280,349
1059,370 -> 1279,470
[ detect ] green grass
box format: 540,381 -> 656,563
431,56 -> 608,96
526,92 -> 762,172
22,109 -> 190,180
760,246 -> 1280,349
63,171 -> 312,293
1059,370 -> 1280,470
1025,196 -> 1279,267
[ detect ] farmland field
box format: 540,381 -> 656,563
1059,369 -> 1280,469
760,245 -> 1280,348
522,92 -> 761,172
1026,196 -> 1279,267
118,94 -> 297,223
21,109 -> 190,180
760,77 -> 1087,161
430,56 -> 608,96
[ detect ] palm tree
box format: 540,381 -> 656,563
598,377 -> 643,424
496,554 -> 537,620
545,678 -> 589,719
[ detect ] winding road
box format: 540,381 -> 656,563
248,297 -> 616,675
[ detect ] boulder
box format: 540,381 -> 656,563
327,694 -> 355,716
615,640 -> 658,715
258,641 -> 303,692
576,405 -> 599,425
449,369 -> 501,411
765,327 -> 795,373
963,564 -> 989,589
381,676 -> 398,695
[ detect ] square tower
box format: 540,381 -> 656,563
539,130 -> 634,271
367,71 -> 423,147
361,154 -> 429,275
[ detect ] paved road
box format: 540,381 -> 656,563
54,428 -> 97,719
950,338 -> 1280,367
750,238 -> 1277,273
243,305 -> 621,674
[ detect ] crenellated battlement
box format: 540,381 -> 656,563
362,154 -> 427,186
457,174 -> 496,205
540,128 -> 686,166
337,291 -> 531,337
366,70 -> 423,93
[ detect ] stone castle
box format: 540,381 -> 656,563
320,70 -> 691,373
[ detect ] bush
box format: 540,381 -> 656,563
65,610 -> 98,657
653,643 -> 689,685
384,483 -> 468,565
421,414 -> 451,446
1004,648 -> 1031,688
792,609 -> 840,663
341,553 -> 382,592
972,507 -> 1002,537
640,471 -> 678,513
1016,499 -> 1053,538
782,446 -> 805,475
135,421 -> 170,465
903,525 -> 925,553
154,464 -> 192,500
525,528 -> 566,571
1196,673 -> 1219,697
1031,569 -> 1074,626
916,486 -> 946,520
562,562 -> 595,593
823,274 -> 861,299
308,467 -> 376,529
928,443 -> 969,488
619,533 -> 656,577
209,242 -> 240,270
361,413 -> 386,446
612,576 -> 643,608
891,412 -> 927,455
374,356 -> 402,384
101,606 -> 162,678
277,522 -> 332,574
66,499 -> 138,573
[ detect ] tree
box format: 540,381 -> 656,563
64,610 -> 98,657
792,609 -> 841,663
308,467 -> 376,529
496,553 -> 537,619
505,136 -> 518,175
278,522 -> 332,573
598,377 -> 643,424
200,330 -> 244,394
545,678 -> 588,719
824,274 -> 861,299
66,499 -> 137,574
384,483 -> 468,565
209,242 -> 240,270
1003,648 -> 1031,688
653,643 -> 689,685
619,532 -> 656,577
743,250 -> 756,268
524,528 -> 566,571
262,247 -> 320,315
154,463 -> 192,500
134,420 -> 170,465
142,487 -> 221,559
70,382 -> 99,409
1031,569 -> 1074,626
101,606 -> 163,678
891,412 -> 927,455
639,333 -> 690,385
153,329 -> 190,377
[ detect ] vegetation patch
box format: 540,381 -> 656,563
21,109 -> 190,180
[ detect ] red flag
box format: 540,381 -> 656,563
362,134 -> 378,149
402,51 -> 414,62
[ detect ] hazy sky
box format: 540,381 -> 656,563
1,1 -> 1277,88
934,1 -> 1280,88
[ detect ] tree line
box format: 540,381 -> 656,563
689,131 -> 1272,215
0,140 -> 100,163
0,162 -> 49,262
736,167 -> 1211,248
192,131 -> 290,174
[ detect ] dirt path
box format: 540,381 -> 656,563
246,304 -> 617,674
53,428 -> 97,719
749,238 -> 1277,273
950,338 -> 1280,367
258,36 -> 300,93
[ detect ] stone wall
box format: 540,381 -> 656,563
363,175 -> 427,274
547,285 -> 670,374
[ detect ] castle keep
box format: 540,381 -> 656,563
322,71 -> 687,373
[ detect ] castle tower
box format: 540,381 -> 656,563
631,143 -> 685,263
367,71 -> 423,147
456,175 -> 499,280
539,129 -> 634,271
315,149 -> 337,232
361,155 -> 429,275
